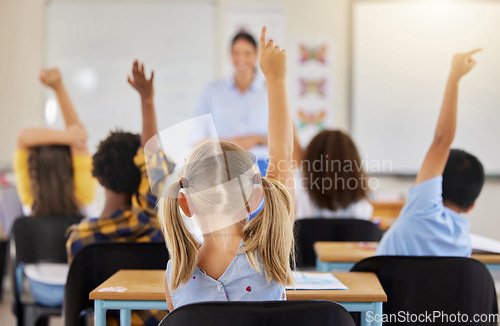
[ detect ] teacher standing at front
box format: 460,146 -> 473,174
193,31 -> 269,172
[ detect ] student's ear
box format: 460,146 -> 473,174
178,192 -> 193,217
247,185 -> 264,213
463,202 -> 476,213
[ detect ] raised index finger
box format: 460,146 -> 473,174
132,60 -> 139,74
467,48 -> 483,56
260,26 -> 267,50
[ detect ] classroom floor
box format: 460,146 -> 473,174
0,277 -> 63,326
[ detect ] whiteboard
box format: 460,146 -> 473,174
352,0 -> 500,175
45,2 -> 216,153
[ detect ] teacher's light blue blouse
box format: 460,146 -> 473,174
192,75 -> 269,158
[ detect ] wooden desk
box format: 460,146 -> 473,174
370,200 -> 405,230
314,241 -> 500,272
370,200 -> 405,218
90,269 -> 387,326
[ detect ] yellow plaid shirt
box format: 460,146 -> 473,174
66,148 -> 169,325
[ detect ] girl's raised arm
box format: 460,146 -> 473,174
259,26 -> 295,214
39,68 -> 89,155
16,125 -> 87,151
17,68 -> 88,154
39,68 -> 80,127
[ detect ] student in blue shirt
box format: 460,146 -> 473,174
376,49 -> 485,257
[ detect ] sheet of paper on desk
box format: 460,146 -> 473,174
286,272 -> 348,290
471,233 -> 500,254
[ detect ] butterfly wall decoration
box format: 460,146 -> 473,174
297,109 -> 326,129
299,78 -> 327,97
298,44 -> 328,65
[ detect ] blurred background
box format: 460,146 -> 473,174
1,0 -> 500,324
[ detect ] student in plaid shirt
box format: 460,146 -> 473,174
66,60 -> 167,325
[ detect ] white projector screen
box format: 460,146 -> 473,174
352,0 -> 500,175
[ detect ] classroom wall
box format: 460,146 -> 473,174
1,0 -> 499,240
0,0 -> 45,169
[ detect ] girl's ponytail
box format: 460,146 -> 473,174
159,182 -> 200,290
241,177 -> 295,286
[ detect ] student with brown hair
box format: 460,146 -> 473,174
13,68 -> 96,307
66,60 -> 168,325
294,130 -> 373,220
14,68 -> 95,217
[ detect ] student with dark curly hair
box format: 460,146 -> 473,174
66,60 -> 164,263
92,131 -> 142,195
66,60 -> 170,325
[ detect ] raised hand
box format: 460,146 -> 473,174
128,60 -> 154,100
66,123 -> 88,148
450,48 -> 482,80
39,68 -> 63,89
126,60 -> 157,146
259,26 -> 286,82
415,49 -> 481,185
257,26 -> 294,211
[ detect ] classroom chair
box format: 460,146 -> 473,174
10,215 -> 83,326
351,256 -> 498,326
294,218 -> 383,268
63,242 -> 169,326
0,239 -> 8,301
159,300 -> 356,326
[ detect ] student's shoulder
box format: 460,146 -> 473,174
410,175 -> 443,195
14,148 -> 29,159
71,153 -> 93,169
404,176 -> 444,210
13,149 -> 29,169
389,177 -> 445,227
347,199 -> 373,220
133,148 -> 146,169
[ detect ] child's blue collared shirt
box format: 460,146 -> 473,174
166,248 -> 286,310
376,176 -> 471,257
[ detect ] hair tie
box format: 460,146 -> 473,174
253,174 -> 262,185
179,177 -> 189,189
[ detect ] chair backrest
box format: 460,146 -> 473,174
294,218 -> 383,267
160,300 -> 356,326
63,242 -> 169,326
351,256 -> 499,326
9,215 -> 83,325
11,215 -> 83,264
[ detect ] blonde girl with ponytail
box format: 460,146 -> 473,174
160,26 -> 296,311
